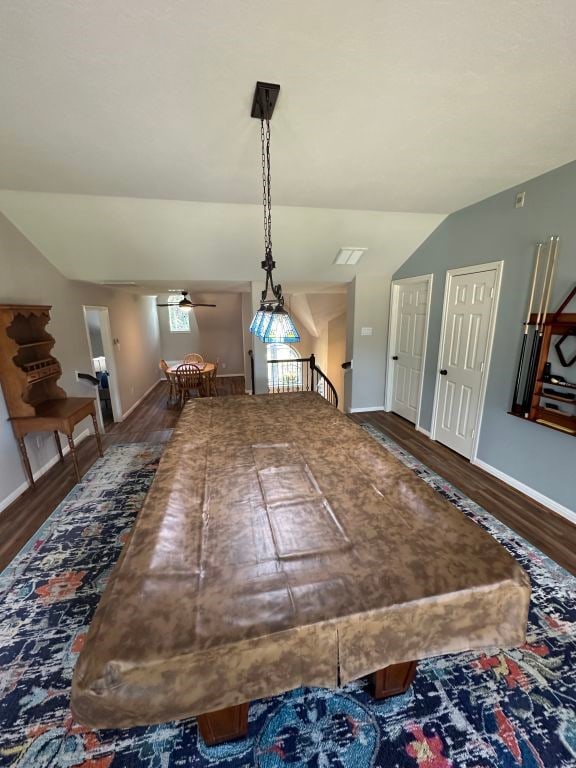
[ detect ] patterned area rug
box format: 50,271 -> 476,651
0,432 -> 575,768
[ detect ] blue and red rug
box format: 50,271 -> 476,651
0,430 -> 575,767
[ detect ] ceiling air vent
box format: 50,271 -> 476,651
334,247 -> 367,265
100,281 -> 140,287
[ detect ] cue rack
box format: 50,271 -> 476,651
510,236 -> 576,436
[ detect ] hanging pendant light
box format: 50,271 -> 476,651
249,82 -> 300,344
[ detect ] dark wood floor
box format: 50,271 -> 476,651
0,377 -> 245,571
1,383 -> 574,576
351,411 -> 576,575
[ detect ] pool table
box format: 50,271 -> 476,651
71,392 -> 530,745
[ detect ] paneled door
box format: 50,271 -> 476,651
434,267 -> 498,458
390,281 -> 429,423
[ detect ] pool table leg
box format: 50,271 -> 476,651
370,660 -> 418,699
197,702 -> 249,746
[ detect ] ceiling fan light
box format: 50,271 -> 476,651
261,305 -> 300,344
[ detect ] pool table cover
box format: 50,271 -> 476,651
71,392 -> 530,728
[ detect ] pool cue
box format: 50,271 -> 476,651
523,236 -> 559,416
522,240 -> 551,414
512,242 -> 543,410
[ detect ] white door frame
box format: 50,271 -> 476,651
385,273 -> 433,431
430,261 -> 504,462
82,306 -> 123,423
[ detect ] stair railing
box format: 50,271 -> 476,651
249,350 -> 338,407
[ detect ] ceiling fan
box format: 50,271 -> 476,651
156,291 -> 216,312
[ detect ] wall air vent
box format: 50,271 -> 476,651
334,247 -> 367,265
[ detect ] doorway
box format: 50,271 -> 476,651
82,307 -> 122,427
386,275 -> 433,427
431,262 -> 503,459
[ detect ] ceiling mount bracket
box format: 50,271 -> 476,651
251,82 -> 280,120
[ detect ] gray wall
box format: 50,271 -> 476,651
395,160 -> 576,511
0,211 -> 161,510
157,293 -> 244,374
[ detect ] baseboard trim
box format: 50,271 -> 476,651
122,379 -> 162,420
472,457 -> 576,526
349,406 -> 385,413
216,373 -> 244,378
0,428 -> 91,514
416,425 -> 431,437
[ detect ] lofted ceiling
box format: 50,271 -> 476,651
0,192 -> 445,285
1,1 -> 575,286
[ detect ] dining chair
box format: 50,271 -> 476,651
208,358 -> 219,396
183,353 -> 204,364
174,363 -> 204,407
159,359 -> 177,404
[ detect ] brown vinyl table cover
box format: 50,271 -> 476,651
71,392 -> 530,728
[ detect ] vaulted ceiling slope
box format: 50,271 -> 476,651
0,193 -> 445,284
0,1 -> 575,286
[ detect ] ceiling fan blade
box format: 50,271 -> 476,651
190,303 -> 217,307
156,304 -> 171,307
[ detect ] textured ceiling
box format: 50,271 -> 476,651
1,0 -> 576,214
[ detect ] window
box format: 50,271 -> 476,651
168,295 -> 190,333
267,343 -> 302,391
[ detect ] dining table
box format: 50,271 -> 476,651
166,361 -> 215,377
166,361 -> 216,400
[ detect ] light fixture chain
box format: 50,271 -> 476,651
265,113 -> 272,255
261,118 -> 269,255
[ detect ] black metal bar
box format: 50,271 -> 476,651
248,350 -> 255,395
512,333 -> 528,410
77,372 -> 99,386
522,330 -> 541,416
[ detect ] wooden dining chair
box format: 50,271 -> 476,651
208,358 -> 219,396
174,363 -> 204,407
183,353 -> 204,364
159,359 -> 177,404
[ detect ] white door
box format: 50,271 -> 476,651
434,268 -> 497,458
391,281 -> 429,423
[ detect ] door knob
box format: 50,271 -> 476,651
392,355 -> 398,360
440,369 -> 448,375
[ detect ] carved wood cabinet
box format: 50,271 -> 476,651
0,304 -> 103,487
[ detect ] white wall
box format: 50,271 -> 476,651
346,274 -> 391,412
157,300 -> 201,362
85,309 -> 104,357
241,292 -> 253,392
0,211 -> 161,511
327,312 -> 346,410
157,293 -> 244,374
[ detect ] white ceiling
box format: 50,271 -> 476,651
0,192 -> 445,285
1,0 -> 575,212
0,1 -> 575,286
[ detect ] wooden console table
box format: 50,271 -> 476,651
11,397 -> 103,486
0,304 -> 104,487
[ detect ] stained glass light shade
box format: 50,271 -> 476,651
261,306 -> 300,343
249,306 -> 267,335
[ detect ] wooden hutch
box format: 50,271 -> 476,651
0,304 -> 103,486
